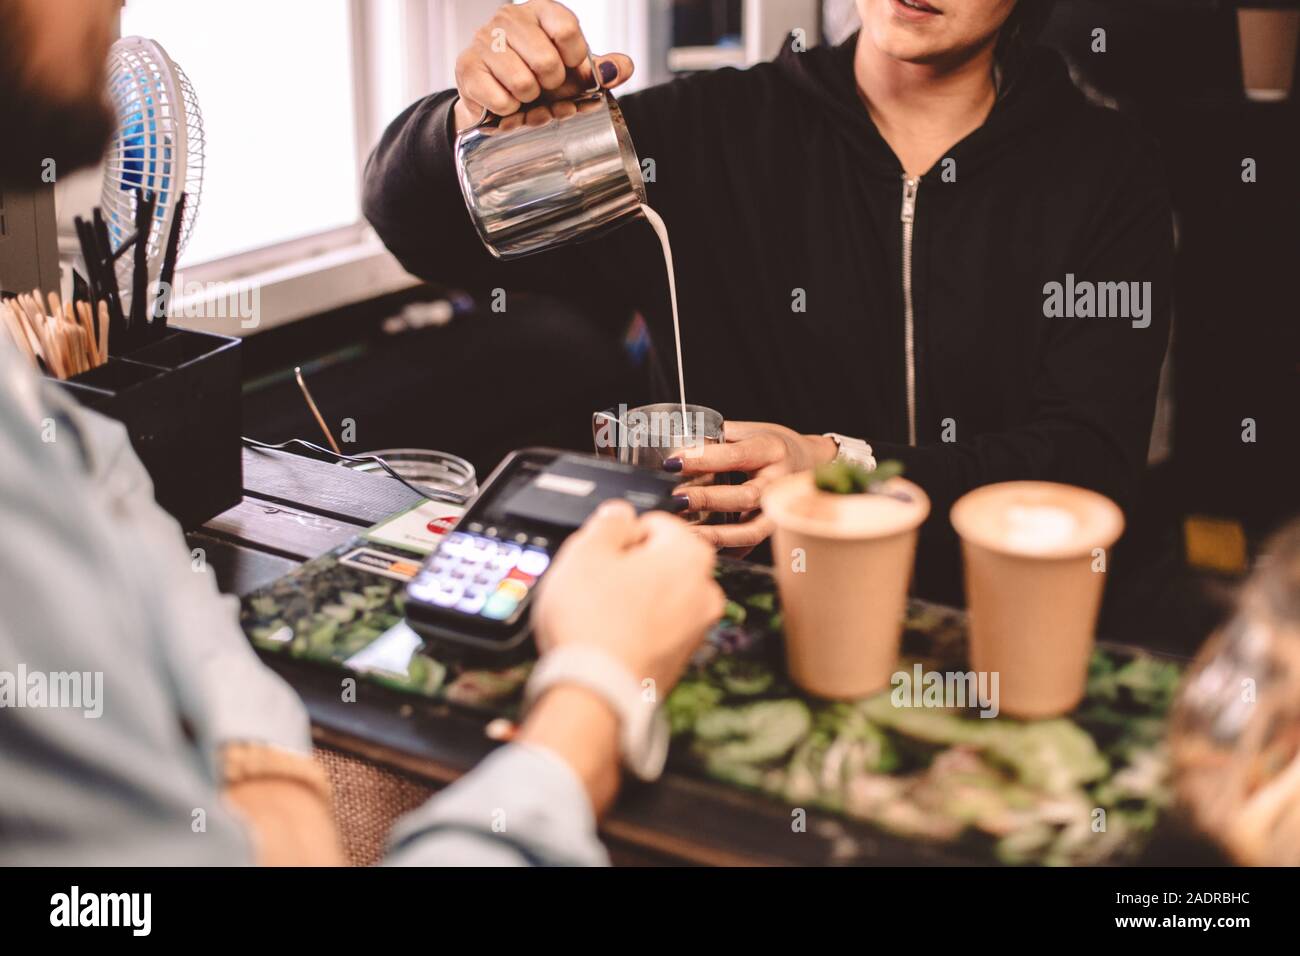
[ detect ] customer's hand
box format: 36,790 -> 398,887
669,421 -> 838,551
533,500 -> 726,693
523,501 -> 724,816
453,0 -> 635,132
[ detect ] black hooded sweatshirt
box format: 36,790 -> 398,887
363,35 -> 1174,606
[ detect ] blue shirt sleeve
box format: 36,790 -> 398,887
384,743 -> 610,867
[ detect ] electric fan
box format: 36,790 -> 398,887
101,36 -> 204,309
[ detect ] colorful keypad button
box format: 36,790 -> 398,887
496,578 -> 529,602
506,568 -> 536,587
481,592 -> 519,621
421,532 -> 548,621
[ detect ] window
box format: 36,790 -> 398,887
107,0 -> 429,332
120,0 -> 369,268
513,0 -> 652,93
551,0 -> 617,63
97,0 -> 651,333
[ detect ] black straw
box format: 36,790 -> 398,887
73,217 -> 103,305
91,209 -> 127,351
153,192 -> 187,328
129,189 -> 156,333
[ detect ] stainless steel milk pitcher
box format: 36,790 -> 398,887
454,57 -> 647,260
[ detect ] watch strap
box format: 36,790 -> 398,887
823,432 -> 877,471
524,645 -> 669,782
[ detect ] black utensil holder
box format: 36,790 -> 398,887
58,329 -> 242,529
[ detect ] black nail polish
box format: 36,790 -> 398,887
662,458 -> 683,473
599,60 -> 618,84
669,496 -> 690,513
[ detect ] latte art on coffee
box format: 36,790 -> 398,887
1003,505 -> 1080,554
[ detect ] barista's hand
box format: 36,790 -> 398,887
453,0 -> 635,132
669,422 -> 838,550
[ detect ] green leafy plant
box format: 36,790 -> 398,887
814,459 -> 904,494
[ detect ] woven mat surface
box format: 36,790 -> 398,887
314,746 -> 436,867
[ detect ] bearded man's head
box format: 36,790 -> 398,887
0,0 -> 121,188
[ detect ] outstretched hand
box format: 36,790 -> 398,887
669,422 -> 837,551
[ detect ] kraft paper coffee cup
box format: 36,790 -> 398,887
951,482 -> 1125,719
763,472 -> 929,699
1238,9 -> 1299,102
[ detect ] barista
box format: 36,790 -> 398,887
364,0 -> 1174,604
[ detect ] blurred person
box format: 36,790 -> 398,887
365,0 -> 1173,602
1171,518 -> 1300,866
0,0 -> 723,866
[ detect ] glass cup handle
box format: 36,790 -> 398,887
593,409 -> 627,462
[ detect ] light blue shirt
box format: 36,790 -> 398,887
0,340 -> 606,866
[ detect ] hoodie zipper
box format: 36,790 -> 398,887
900,176 -> 920,447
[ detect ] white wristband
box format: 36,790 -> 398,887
523,645 -> 670,782
823,432 -> 877,471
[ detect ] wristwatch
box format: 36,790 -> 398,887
523,645 -> 671,782
822,432 -> 877,472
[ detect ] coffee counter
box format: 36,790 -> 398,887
192,446 -> 1199,866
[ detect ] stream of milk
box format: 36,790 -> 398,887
640,204 -> 690,433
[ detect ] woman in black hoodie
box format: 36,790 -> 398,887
363,0 -> 1173,605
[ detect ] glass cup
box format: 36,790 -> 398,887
344,449 -> 478,500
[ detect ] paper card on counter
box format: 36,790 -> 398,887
365,499 -> 466,556
339,546 -> 423,582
